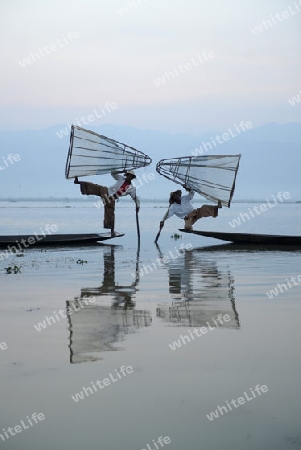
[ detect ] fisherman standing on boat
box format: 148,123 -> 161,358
74,171 -> 139,236
159,187 -> 222,232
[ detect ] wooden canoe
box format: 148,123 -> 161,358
179,229 -> 301,245
0,232 -> 124,248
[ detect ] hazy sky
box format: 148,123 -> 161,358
1,0 -> 300,133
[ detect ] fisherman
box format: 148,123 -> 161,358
159,186 -> 222,232
74,171 -> 139,236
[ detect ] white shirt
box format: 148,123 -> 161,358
108,173 -> 140,207
163,191 -> 194,220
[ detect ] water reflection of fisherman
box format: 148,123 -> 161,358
67,245 -> 151,364
159,186 -> 222,232
155,244 -> 240,328
80,245 -> 139,309
74,171 -> 139,236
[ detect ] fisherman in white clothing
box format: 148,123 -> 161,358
159,187 -> 222,232
74,171 -> 139,236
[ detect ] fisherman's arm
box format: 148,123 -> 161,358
183,185 -> 195,200
160,206 -> 173,228
111,171 -> 123,181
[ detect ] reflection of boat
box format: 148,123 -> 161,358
191,243 -> 301,253
0,232 -> 124,248
155,246 -> 240,329
67,244 -> 151,364
180,229 -> 301,246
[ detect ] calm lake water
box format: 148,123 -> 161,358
1,200 -> 301,450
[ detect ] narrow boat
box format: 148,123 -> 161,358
0,233 -> 124,248
179,229 -> 301,245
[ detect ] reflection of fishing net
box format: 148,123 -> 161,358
156,256 -> 240,328
67,302 -> 151,364
156,155 -> 241,207
65,125 -> 152,179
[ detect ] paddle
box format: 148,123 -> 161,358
136,208 -> 140,243
155,203 -> 171,243
155,221 -> 164,243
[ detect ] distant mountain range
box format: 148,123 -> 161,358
0,122 -> 300,200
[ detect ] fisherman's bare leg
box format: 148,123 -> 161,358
184,216 -> 194,230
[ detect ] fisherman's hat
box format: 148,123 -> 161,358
169,190 -> 182,203
126,170 -> 136,178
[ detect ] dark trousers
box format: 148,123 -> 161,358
79,182 -> 115,230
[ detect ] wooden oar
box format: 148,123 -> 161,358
155,221 -> 164,243
136,208 -> 140,243
155,204 -> 171,243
